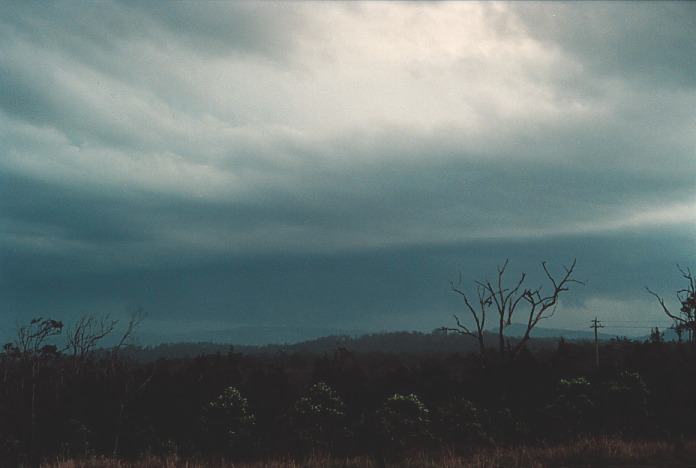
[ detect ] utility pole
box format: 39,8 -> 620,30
590,317 -> 604,368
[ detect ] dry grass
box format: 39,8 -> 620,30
42,437 -> 696,468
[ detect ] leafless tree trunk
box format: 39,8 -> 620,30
108,307 -> 150,458
443,277 -> 492,364
474,259 -> 528,361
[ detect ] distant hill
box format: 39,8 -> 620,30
133,323 -> 622,349
129,331 -> 480,360
135,325 -> 367,347
126,324 -> 631,360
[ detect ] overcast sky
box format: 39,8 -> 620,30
1,1 -> 695,341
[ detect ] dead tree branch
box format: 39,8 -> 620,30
647,265 -> 696,343
445,259 -> 582,363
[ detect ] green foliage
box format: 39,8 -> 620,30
293,382 -> 349,451
205,387 -> 256,453
605,372 -> 649,409
544,377 -> 596,437
377,393 -> 432,451
435,397 -> 490,447
601,371 -> 650,433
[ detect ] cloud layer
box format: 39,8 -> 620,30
1,2 -> 695,338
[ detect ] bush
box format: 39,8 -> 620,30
486,407 -> 529,444
435,397 -> 490,448
544,377 -> 596,438
293,382 -> 349,452
204,387 -> 256,455
600,371 -> 650,434
377,393 -> 432,452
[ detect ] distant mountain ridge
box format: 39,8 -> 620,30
135,323 -> 615,347
125,324 -> 634,360
136,325 -> 367,347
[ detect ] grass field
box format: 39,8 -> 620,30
42,437 -> 696,467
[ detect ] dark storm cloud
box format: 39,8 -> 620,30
2,124 -> 692,261
1,2 -> 694,340
2,227 -> 694,340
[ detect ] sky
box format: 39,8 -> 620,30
1,1 -> 695,342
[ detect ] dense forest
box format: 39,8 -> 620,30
2,316 -> 696,467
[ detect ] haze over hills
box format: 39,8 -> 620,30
496,323 -> 616,341
132,323 -> 622,348
125,323 -> 677,361
1,321 -> 653,353
136,325 -> 368,347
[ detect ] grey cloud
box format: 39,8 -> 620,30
510,2 -> 696,88
0,1 -> 308,61
0,1 -> 311,146
2,123 -> 693,266
0,172 -> 153,247
122,1 -> 311,60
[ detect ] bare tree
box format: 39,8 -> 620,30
112,307 -> 146,358
445,259 -> 583,362
64,313 -> 118,371
443,278 -> 492,362
646,265 -> 696,343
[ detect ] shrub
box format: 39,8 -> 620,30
204,387 -> 256,455
377,393 -> 432,452
435,397 -> 490,448
487,407 -> 529,444
601,371 -> 650,434
293,382 -> 349,452
544,377 -> 596,438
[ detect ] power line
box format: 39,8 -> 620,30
601,320 -> 673,323
602,325 -> 672,329
591,317 -> 604,368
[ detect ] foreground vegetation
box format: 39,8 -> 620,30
4,264 -> 694,466
3,328 -> 696,466
43,438 -> 696,467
